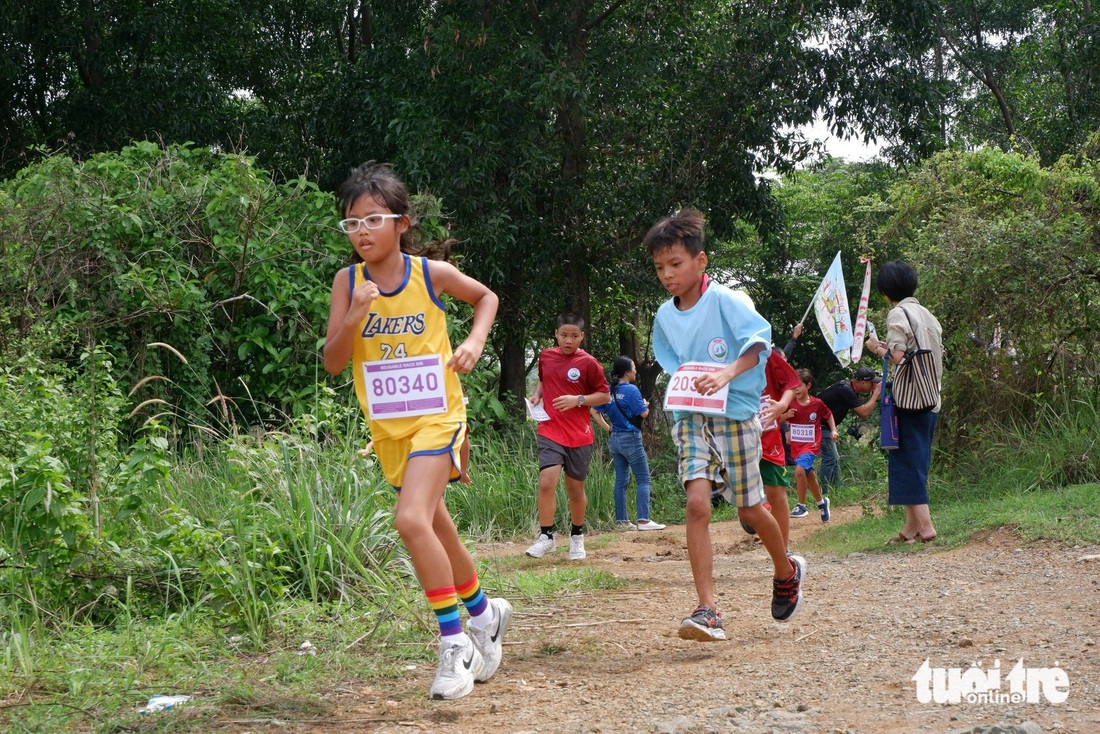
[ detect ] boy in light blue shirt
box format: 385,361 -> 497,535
647,208 -> 805,640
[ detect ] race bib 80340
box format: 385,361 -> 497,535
363,355 -> 448,420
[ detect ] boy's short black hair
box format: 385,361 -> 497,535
876,260 -> 918,302
556,312 -> 585,330
643,208 -> 706,256
796,367 -> 815,389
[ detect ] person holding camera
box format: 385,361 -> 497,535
816,366 -> 882,492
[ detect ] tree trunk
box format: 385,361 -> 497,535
984,70 -> 1016,139
496,257 -> 529,417
497,334 -> 528,419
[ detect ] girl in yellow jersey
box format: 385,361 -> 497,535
324,162 -> 511,701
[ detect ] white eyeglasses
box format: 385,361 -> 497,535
338,214 -> 402,233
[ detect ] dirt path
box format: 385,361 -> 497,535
306,508 -> 1100,734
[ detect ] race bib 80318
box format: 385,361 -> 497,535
789,423 -> 816,443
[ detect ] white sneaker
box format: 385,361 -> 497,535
466,597 -> 513,682
568,534 -> 586,560
525,533 -> 555,558
429,635 -> 483,700
616,521 -> 637,530
636,520 -> 666,531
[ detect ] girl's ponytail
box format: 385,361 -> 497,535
608,355 -> 634,395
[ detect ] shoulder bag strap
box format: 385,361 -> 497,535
609,384 -> 641,428
899,306 -> 924,351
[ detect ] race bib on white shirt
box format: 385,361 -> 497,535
663,362 -> 728,416
363,355 -> 448,420
758,395 -> 778,431
789,422 -> 816,443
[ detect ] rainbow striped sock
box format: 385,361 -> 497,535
456,574 -> 490,624
426,586 -> 463,641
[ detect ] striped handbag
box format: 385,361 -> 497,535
890,308 -> 938,413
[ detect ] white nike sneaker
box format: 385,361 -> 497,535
466,597 -> 513,682
568,534 -> 586,560
525,533 -> 555,558
429,635 -> 483,700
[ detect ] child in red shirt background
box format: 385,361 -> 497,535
785,368 -> 838,523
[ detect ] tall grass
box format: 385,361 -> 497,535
806,391 -> 1100,554
446,423 -> 692,538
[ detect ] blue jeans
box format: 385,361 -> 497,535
608,431 -> 652,522
819,432 -> 839,492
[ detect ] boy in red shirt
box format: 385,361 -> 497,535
525,313 -> 610,561
785,368 -> 838,523
743,349 -> 802,549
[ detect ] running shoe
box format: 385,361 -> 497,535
772,554 -> 805,622
678,606 -> 726,641
789,503 -> 808,518
568,534 -> 586,560
466,597 -> 513,682
818,497 -> 831,523
524,533 -> 555,558
429,635 -> 483,700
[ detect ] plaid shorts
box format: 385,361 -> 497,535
672,414 -> 764,508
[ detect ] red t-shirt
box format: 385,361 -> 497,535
536,347 -> 609,448
760,351 -> 801,467
787,396 -> 832,458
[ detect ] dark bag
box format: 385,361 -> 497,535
880,356 -> 899,450
890,308 -> 938,413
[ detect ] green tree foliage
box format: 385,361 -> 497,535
752,158 -> 901,383
839,0 -> 1100,164
3,1 -> 912,411
0,0 -> 254,173
868,142 -> 1100,447
0,142 -> 348,427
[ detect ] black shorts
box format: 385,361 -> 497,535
536,435 -> 594,480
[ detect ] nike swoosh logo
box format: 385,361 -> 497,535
489,624 -> 501,644
462,653 -> 474,670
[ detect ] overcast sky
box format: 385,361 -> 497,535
802,116 -> 882,162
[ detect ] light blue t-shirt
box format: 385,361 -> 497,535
652,282 -> 771,422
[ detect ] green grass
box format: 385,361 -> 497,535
0,605 -> 409,733
805,481 -> 1100,555
802,396 -> 1100,555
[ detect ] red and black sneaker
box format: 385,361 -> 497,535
678,606 -> 726,641
772,554 -> 805,621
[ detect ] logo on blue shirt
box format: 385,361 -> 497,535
707,338 -> 729,362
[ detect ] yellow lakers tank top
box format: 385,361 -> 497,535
349,254 -> 466,440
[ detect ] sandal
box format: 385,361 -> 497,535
906,531 -> 938,544
885,532 -> 915,545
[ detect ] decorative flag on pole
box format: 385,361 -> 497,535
849,257 -> 872,363
812,251 -> 853,366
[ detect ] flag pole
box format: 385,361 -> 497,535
798,289 -> 818,326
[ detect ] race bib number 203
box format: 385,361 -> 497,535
663,362 -> 729,416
